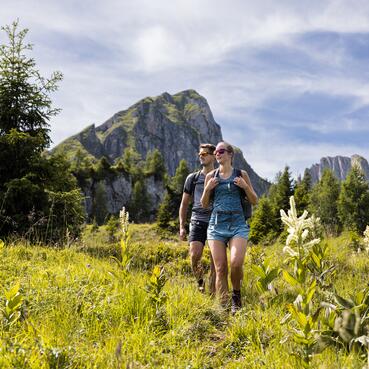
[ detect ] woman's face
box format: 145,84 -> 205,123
214,143 -> 232,164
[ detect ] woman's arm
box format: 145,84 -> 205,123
200,170 -> 218,208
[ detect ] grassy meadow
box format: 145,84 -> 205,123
0,222 -> 369,368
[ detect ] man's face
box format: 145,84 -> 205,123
198,149 -> 214,165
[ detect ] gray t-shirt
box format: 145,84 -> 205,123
183,171 -> 212,222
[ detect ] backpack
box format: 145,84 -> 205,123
189,170 -> 202,196
212,168 -> 252,220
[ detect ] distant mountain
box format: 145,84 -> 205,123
306,155 -> 369,184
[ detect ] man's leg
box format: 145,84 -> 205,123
208,251 -> 216,296
208,240 -> 228,306
189,241 -> 205,291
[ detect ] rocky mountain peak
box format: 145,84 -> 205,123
307,154 -> 369,183
53,90 -> 270,215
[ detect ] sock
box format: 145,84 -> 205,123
232,289 -> 241,297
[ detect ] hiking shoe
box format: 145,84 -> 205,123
231,290 -> 242,314
198,279 -> 205,293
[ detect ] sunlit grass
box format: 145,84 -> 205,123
0,224 -> 368,368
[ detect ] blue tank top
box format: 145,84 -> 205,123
212,168 -> 243,213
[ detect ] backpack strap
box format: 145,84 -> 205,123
235,168 -> 252,219
189,170 -> 202,196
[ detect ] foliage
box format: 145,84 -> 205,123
122,147 -> 142,177
0,283 -> 23,331
338,165 -> 369,233
309,169 -> 341,236
157,159 -> 189,229
0,223 -> 369,367
320,287 -> 369,361
0,21 -> 84,241
128,178 -> 151,222
251,260 -> 280,295
294,169 -> 312,216
144,149 -> 166,180
92,181 -> 108,225
280,196 -> 335,367
111,207 -> 132,277
249,196 -> 278,244
268,166 -> 294,236
0,20 -> 62,144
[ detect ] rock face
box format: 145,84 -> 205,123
307,155 -> 369,184
53,89 -> 270,218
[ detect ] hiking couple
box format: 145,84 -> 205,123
179,141 -> 258,313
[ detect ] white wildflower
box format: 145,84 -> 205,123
119,207 -> 130,237
283,246 -> 298,257
281,196 -> 321,258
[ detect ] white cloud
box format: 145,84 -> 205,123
2,0 -> 369,178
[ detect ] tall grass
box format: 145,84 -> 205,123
0,220 -> 369,368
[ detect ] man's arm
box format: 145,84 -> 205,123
179,192 -> 191,240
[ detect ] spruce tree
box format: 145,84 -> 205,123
338,165 -> 369,232
129,178 -> 151,222
157,159 -> 189,229
0,21 -> 84,240
309,169 -> 341,235
249,196 -> 277,244
294,169 -> 312,216
144,149 -> 166,180
269,166 -> 294,234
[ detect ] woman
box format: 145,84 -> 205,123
201,141 -> 258,313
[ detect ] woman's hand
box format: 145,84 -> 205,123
233,176 -> 248,191
205,177 -> 219,192
201,173 -> 219,208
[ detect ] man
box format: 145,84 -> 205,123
179,143 -> 216,294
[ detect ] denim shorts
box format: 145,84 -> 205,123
207,212 -> 250,244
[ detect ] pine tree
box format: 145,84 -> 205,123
309,169 -> 341,235
0,21 -> 84,240
122,147 -> 142,177
294,169 -> 312,216
249,196 -> 278,244
129,178 -> 151,222
338,165 -> 369,232
268,166 -> 294,234
144,149 -> 166,180
93,182 -> 108,226
157,159 -> 189,229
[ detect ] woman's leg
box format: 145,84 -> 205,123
229,237 -> 247,313
208,240 -> 228,306
229,237 -> 247,290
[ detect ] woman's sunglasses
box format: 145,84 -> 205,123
214,148 -> 229,155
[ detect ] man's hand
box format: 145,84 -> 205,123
179,226 -> 187,241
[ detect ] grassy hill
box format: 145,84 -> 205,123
0,224 -> 368,368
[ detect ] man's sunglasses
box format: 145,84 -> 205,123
214,148 -> 229,155
198,152 -> 213,158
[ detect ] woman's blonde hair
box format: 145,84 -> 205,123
217,141 -> 234,162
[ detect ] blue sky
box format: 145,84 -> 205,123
2,0 -> 369,181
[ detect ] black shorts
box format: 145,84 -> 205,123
188,220 -> 208,245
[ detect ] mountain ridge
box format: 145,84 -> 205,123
306,154 -> 369,183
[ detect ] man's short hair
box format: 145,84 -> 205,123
199,143 -> 216,154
